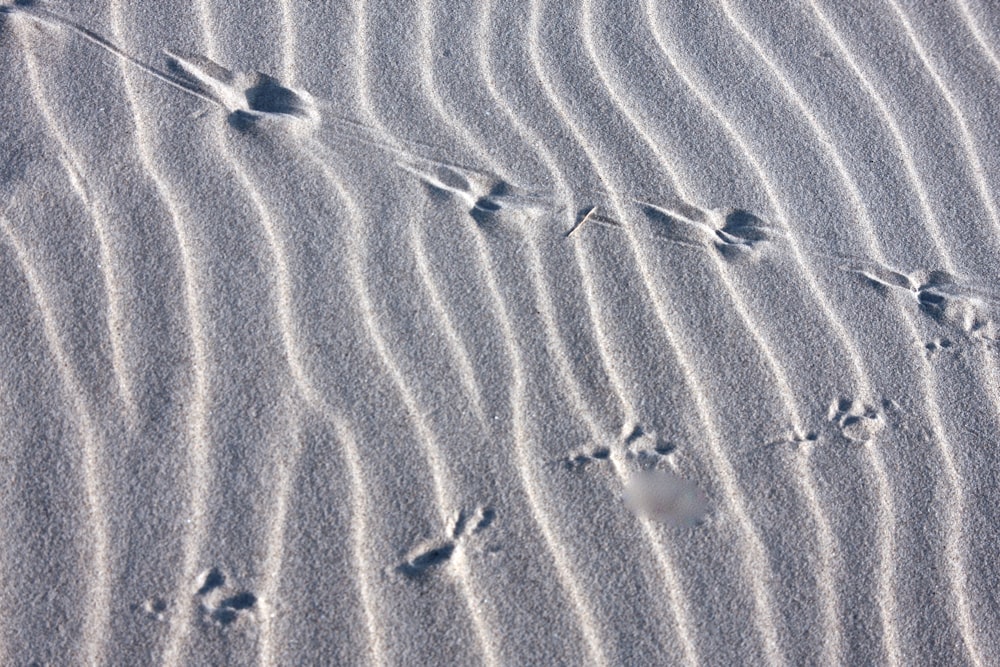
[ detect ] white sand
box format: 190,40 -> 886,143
1,0 -> 999,664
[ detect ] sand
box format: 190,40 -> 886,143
0,0 -> 999,664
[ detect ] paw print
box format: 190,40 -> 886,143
195,568 -> 258,626
829,398 -> 883,443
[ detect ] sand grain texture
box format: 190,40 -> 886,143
1,0 -> 999,664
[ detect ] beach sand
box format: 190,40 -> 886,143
1,0 -> 999,664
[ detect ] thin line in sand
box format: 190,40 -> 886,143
565,206 -> 596,238
528,1 -> 788,663
7,4 -> 223,109
15,13 -> 135,421
108,6 -> 212,666
0,207 -> 110,667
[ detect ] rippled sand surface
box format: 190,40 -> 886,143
1,1 -> 999,664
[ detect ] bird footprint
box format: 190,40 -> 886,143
396,506 -> 496,579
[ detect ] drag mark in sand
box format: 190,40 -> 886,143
4,3 -> 223,108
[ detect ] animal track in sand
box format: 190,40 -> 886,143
397,159 -> 550,230
560,445 -> 612,471
767,429 -> 820,450
559,425 -> 708,526
194,567 -> 258,627
850,263 -> 1000,344
924,336 -> 954,358
132,597 -> 169,622
165,52 -> 317,129
0,3 -> 315,132
770,398 -> 886,450
564,205 -> 623,237
559,425 -> 675,473
829,397 -> 884,443
396,506 -> 495,579
196,567 -> 225,595
642,202 -> 774,259
451,505 -> 496,539
622,424 -> 678,470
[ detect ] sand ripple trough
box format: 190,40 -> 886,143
1,0 -> 999,664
